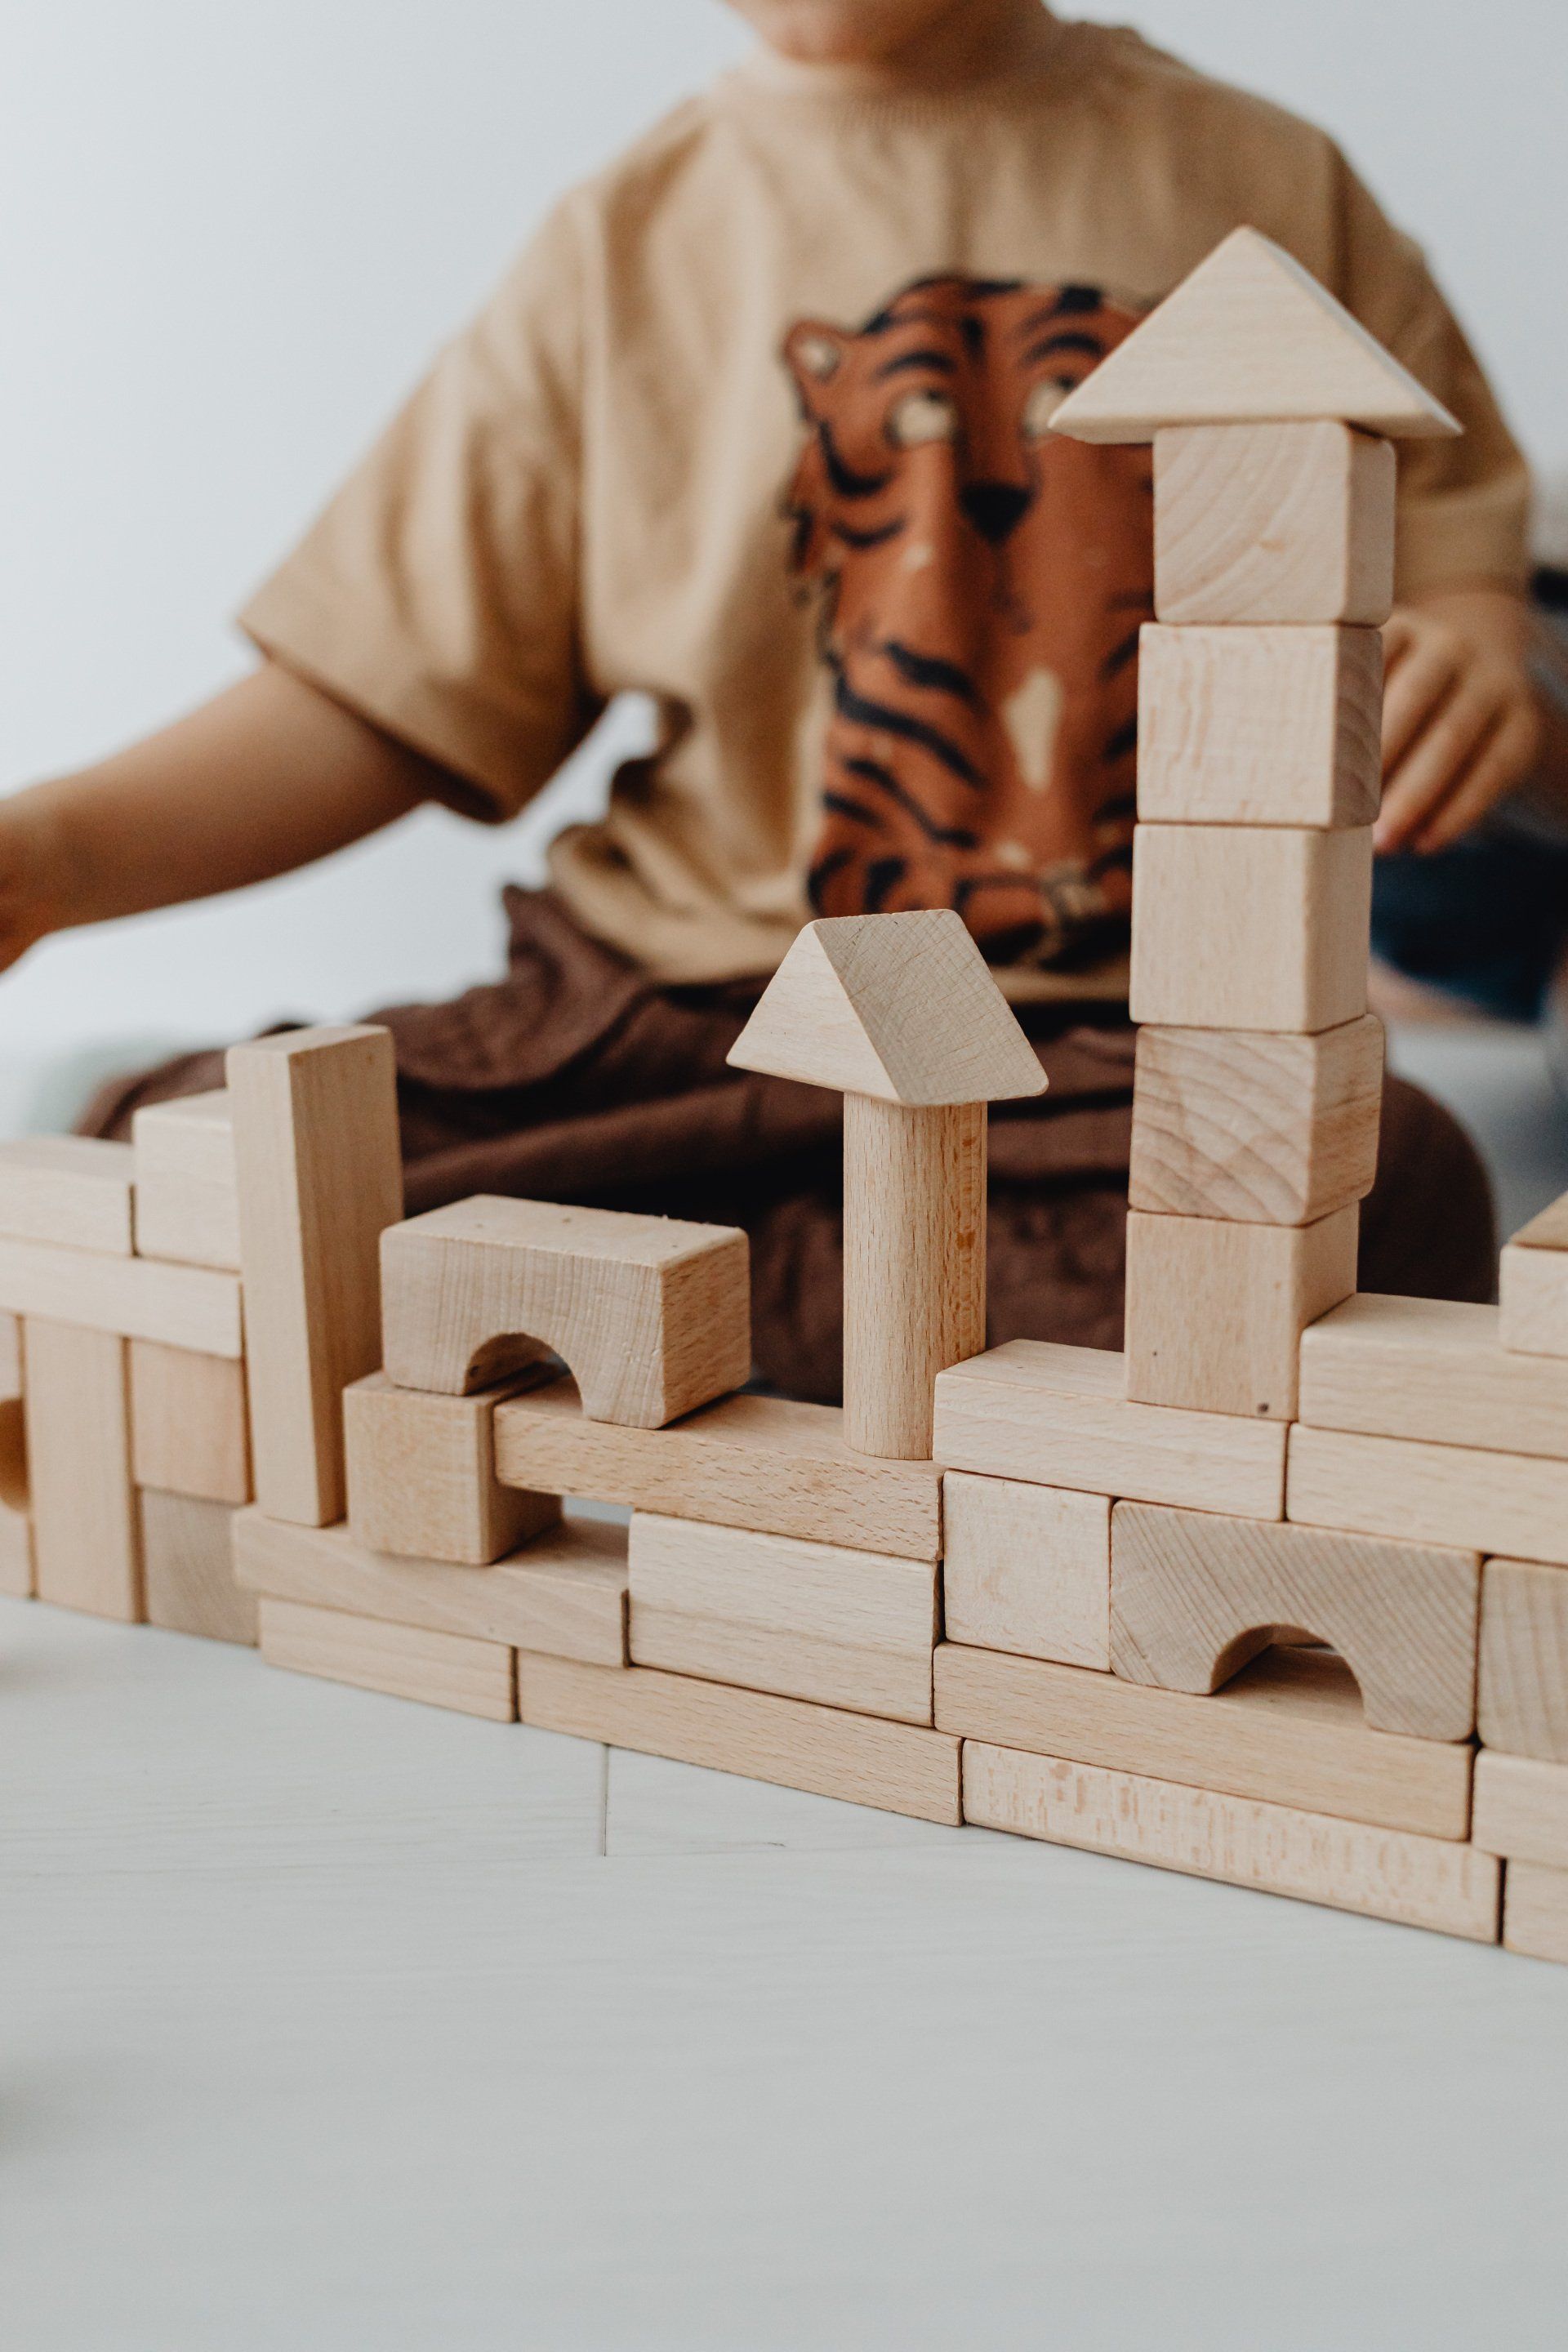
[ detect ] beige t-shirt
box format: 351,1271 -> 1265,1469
242,20 -> 1530,994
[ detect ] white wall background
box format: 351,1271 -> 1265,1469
2,0 -> 1565,1058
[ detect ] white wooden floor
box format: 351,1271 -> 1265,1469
5,1597 -> 1568,2350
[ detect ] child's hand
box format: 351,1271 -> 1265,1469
1375,588 -> 1540,855
0,800 -> 66,975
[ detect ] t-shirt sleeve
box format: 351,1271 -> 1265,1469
238,197 -> 598,822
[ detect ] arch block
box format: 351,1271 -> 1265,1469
381,1196 -> 751,1429
1111,1501 -> 1481,1742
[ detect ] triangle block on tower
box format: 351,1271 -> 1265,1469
1050,227 -> 1459,444
727,911 -> 1047,1107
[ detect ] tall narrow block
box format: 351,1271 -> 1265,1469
24,1318 -> 141,1620
1137,624 -> 1383,827
1153,421 -> 1396,626
1125,1204 -> 1358,1419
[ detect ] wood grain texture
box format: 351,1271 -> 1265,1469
942,1472 -> 1110,1669
1479,1559 -> 1568,1762
129,1339 -> 252,1504
1472,1751 -> 1568,1867
1502,1861 -> 1568,1963
229,1026 -> 403,1526
1111,1499 -> 1480,1740
140,1490 -> 254,1646
344,1370 -> 559,1564
1137,624 -> 1382,827
131,1089 -> 239,1269
627,1511 -> 938,1725
258,1596 -> 515,1722
1287,1423 -> 1568,1568
381,1196 -> 750,1423
1129,823 -> 1373,1034
843,1095 -> 984,1459
516,1653 -> 962,1824
234,1507 -> 628,1665
1300,1294 -> 1568,1457
24,1318 -> 141,1620
1125,1204 -> 1357,1419
962,1744 -> 1498,1942
1153,421 -> 1396,626
0,1136 -> 135,1254
1499,1241 -> 1568,1360
934,1341 -> 1287,1521
1129,1017 -> 1383,1226
0,1232 -> 241,1353
935,1644 -> 1472,1838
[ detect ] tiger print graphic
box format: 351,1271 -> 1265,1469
783,274 -> 1154,968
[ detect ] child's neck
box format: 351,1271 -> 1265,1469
750,2 -> 1067,100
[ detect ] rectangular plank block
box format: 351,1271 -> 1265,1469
344,1370 -> 559,1564
1137,622 -> 1382,827
1472,1750 -> 1568,1868
1301,1294 -> 1568,1458
627,1512 -> 938,1725
140,1489 -> 254,1645
132,1089 -> 240,1269
963,1743 -> 1498,1942
129,1339 -> 252,1503
0,1233 -> 241,1354
0,1136 -> 135,1254
1479,1558 -> 1568,1762
1499,1197 -> 1568,1358
229,1026 -> 403,1526
24,1318 -> 141,1620
258,1596 -> 515,1721
1288,1423 -> 1568,1567
1153,420 -> 1396,626
1502,1862 -> 1568,1964
935,1643 -> 1472,1838
1125,1204 -> 1356,1419
942,1472 -> 1110,1669
934,1341 -> 1287,1521
516,1652 -> 962,1824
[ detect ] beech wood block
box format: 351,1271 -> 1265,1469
942,1472 -> 1110,1670
229,1027 -> 403,1526
516,1652 -> 962,1824
1111,1499 -> 1480,1740
129,1339 -> 252,1504
963,1744 -> 1499,1943
381,1196 -> 750,1424
1125,1204 -> 1357,1420
934,1342 -> 1286,1520
24,1318 -> 141,1621
1472,1751 -> 1568,1869
1499,1198 -> 1568,1358
492,1376 -> 942,1560
1153,421 -> 1396,626
1502,1861 -> 1568,1964
1300,1294 -> 1568,1458
0,1326 -> 27,1597
1288,1423 -> 1568,1568
140,1490 -> 254,1646
0,1136 -> 135,1254
1129,824 -> 1372,1034
1129,1017 -> 1383,1226
258,1596 -> 515,1721
1137,624 -> 1382,827
344,1370 -> 559,1565
131,1089 -> 239,1269
1479,1559 -> 1568,1763
0,1233 -> 241,1355
234,1507 -> 628,1666
936,1643 -> 1472,1839
627,1511 -> 938,1725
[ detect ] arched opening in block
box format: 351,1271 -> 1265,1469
1211,1622 -> 1370,1717
0,1395 -> 29,1515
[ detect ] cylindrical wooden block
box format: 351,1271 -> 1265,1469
843,1096 -> 986,1460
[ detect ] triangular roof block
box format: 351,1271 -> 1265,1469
1050,227 -> 1459,444
727,911 -> 1047,1107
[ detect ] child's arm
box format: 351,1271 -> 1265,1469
1374,586 -> 1541,854
0,662 -> 443,974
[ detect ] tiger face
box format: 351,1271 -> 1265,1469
783,274 -> 1154,967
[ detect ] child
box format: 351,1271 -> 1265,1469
0,0 -> 1532,1398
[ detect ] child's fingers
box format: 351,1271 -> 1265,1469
1411,704 -> 1543,853
1380,632 -> 1463,773
1374,672 -> 1503,850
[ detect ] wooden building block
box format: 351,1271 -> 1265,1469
963,1744 -> 1499,1942
129,1339 -> 252,1504
516,1652 -> 962,1824
1502,1862 -> 1568,1964
343,1370 -> 559,1565
1287,1423 -> 1568,1569
1472,1750 -> 1568,1869
1479,1559 -> 1568,1763
234,1507 -> 628,1665
1129,824 -> 1372,1035
1300,1294 -> 1568,1458
131,1089 -> 239,1269
24,1318 -> 141,1620
0,1233 -> 241,1354
942,1472 -> 1110,1670
934,1342 -> 1287,1521
627,1512 -> 938,1725
258,1597 -> 514,1721
0,1136 -> 134,1254
0,1503 -> 31,1598
492,1377 -> 942,1560
1137,624 -> 1382,828
1153,421 -> 1396,626
229,1026 -> 403,1526
0,1323 -> 27,1597
140,1490 -> 254,1645
1111,1499 -> 1479,1740
381,1196 -> 749,1423
935,1643 -> 1472,1839
1499,1197 -> 1568,1358
1129,1017 -> 1383,1226
1125,1205 -> 1357,1420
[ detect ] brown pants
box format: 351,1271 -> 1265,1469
84,887 -> 1497,1403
